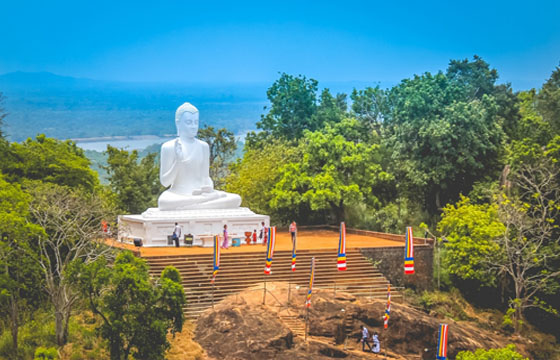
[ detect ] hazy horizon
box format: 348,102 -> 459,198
2,1 -> 559,90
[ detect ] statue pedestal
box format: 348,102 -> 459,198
118,207 -> 269,247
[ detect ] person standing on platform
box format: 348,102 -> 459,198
289,221 -> 297,246
172,222 -> 181,247
260,221 -> 267,246
252,229 -> 257,244
222,224 -> 229,249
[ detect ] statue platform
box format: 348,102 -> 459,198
118,207 -> 269,247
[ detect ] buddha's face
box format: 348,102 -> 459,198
177,111 -> 199,139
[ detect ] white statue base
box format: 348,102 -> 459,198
118,207 -> 269,247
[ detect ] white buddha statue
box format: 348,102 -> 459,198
157,103 -> 242,211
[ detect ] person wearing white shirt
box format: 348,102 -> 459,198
172,222 -> 182,247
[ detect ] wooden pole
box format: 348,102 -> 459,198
263,275 -> 267,305
304,305 -> 309,342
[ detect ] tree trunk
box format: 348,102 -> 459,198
55,308 -> 71,346
334,201 -> 345,224
435,190 -> 441,210
9,295 -> 18,353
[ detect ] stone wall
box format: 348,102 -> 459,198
360,245 -> 434,291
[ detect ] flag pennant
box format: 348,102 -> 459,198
337,222 -> 347,271
264,226 -> 276,275
305,257 -> 316,308
383,284 -> 391,329
436,324 -> 449,360
211,235 -> 220,284
404,226 -> 415,274
291,232 -> 296,272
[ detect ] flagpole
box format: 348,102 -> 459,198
288,232 -> 296,306
263,274 -> 267,305
287,271 -> 292,306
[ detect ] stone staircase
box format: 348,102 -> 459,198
145,248 -> 395,320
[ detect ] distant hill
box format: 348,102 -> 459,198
0,71 -> 269,142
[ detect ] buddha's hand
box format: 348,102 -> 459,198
201,185 -> 212,193
175,140 -> 186,162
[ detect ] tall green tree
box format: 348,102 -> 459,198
26,182 -> 115,346
1,134 -> 99,191
255,73 -> 319,140
536,64 -> 560,132
271,122 -> 393,223
0,175 -> 44,355
350,86 -> 387,133
385,59 -> 505,211
438,196 -> 504,288
226,139 -> 301,221
197,125 -> 236,189
104,145 -> 162,213
68,252 -> 185,360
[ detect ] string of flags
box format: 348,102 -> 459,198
337,222 -> 347,271
211,235 -> 220,284
383,284 -> 391,329
264,226 -> 276,275
404,226 -> 415,274
305,257 -> 316,308
436,324 -> 449,360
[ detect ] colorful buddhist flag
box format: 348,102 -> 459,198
436,324 -> 449,360
305,257 -> 316,308
383,284 -> 391,329
291,233 -> 296,272
264,226 -> 276,275
211,235 -> 220,284
404,226 -> 415,274
337,222 -> 347,271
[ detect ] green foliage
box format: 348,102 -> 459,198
256,73 -> 320,140
1,134 -> 99,191
0,309 -> 57,360
34,346 -> 58,360
197,125 -> 237,189
385,57 -> 506,211
104,145 -> 162,213
0,175 -> 45,354
350,85 -> 387,132
456,344 -> 527,360
69,251 -> 185,360
417,290 -> 472,321
271,123 -> 393,223
226,139 -> 301,221
536,64 -> 560,132
437,196 -> 504,287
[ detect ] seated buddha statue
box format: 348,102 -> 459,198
157,103 -> 242,211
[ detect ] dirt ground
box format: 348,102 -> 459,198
192,282 -> 530,360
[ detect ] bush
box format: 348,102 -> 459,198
34,346 -> 58,360
456,344 -> 527,360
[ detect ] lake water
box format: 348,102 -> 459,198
75,136 -> 172,152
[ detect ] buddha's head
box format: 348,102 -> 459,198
175,102 -> 199,139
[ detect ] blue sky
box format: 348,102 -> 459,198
1,0 -> 559,89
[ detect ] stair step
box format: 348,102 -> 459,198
144,248 -> 393,319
